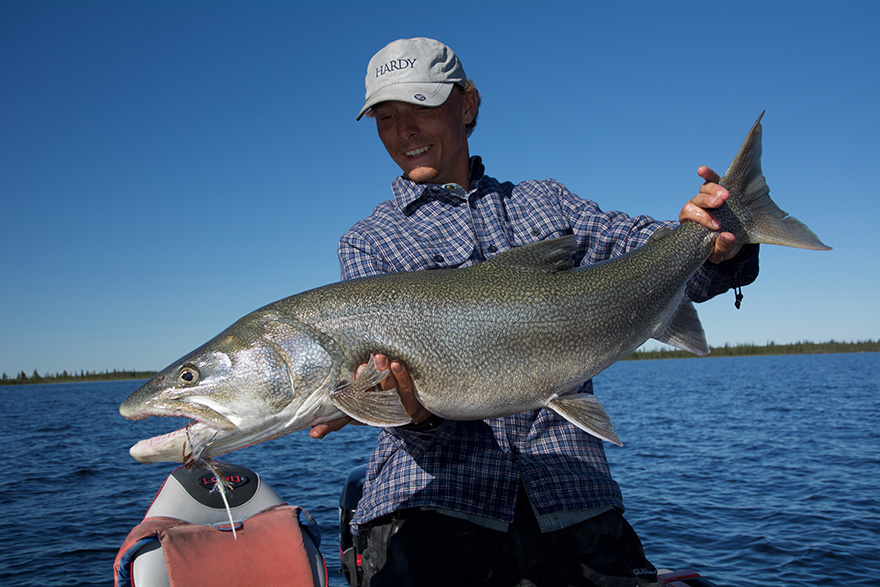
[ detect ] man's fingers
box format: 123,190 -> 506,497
310,416 -> 354,439
709,232 -> 742,264
375,355 -> 395,391
698,165 -> 721,184
681,200 -> 721,230
361,354 -> 433,424
388,360 -> 433,423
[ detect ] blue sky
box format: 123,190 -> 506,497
2,0 -> 878,376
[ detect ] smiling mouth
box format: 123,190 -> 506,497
404,145 -> 432,158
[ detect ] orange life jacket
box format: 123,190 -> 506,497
114,502 -> 327,586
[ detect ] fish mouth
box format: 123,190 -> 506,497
121,401 -> 236,464
127,420 -> 217,464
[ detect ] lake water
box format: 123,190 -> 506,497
1,353 -> 877,586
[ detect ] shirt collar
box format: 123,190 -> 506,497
391,156 -> 486,211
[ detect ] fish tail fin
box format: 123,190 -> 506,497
549,394 -> 622,446
719,112 -> 831,251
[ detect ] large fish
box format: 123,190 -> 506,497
121,113 -> 830,464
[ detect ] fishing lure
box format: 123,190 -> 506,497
183,424 -> 238,540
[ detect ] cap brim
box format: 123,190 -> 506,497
356,82 -> 455,120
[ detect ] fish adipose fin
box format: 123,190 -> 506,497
653,298 -> 710,356
719,112 -> 831,251
549,394 -> 623,446
329,355 -> 411,427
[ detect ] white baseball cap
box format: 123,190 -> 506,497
357,38 -> 467,120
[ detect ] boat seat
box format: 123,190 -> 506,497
115,462 -> 327,587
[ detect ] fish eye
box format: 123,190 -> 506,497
178,365 -> 200,385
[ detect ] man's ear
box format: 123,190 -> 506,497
462,90 -> 478,124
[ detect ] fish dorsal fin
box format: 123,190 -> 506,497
648,226 -> 674,243
483,235 -> 577,273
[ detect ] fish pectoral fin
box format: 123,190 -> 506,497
653,298 -> 710,356
328,356 -> 411,427
330,385 -> 412,427
549,394 -> 622,446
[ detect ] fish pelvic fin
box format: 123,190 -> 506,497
549,394 -> 622,446
329,355 -> 411,427
719,112 -> 831,251
653,297 -> 710,356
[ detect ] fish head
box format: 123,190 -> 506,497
120,313 -> 339,464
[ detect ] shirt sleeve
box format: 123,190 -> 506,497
686,243 -> 760,302
338,228 -> 389,281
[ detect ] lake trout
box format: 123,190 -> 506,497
120,113 -> 830,463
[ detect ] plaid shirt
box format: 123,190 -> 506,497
339,157 -> 758,530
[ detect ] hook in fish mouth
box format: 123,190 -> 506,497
183,425 -> 221,468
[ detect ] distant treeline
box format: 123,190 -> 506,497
0,368 -> 157,386
622,339 -> 879,361
2,340 -> 878,386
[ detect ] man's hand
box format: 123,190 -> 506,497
309,354 -> 430,439
679,166 -> 743,263
308,414 -> 352,439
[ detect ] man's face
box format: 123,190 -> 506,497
372,87 -> 477,187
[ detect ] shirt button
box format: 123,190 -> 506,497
487,245 -> 497,253
433,254 -> 444,263
531,228 -> 541,236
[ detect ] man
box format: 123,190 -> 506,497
311,37 -> 758,586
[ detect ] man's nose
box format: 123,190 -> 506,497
397,113 -> 419,140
